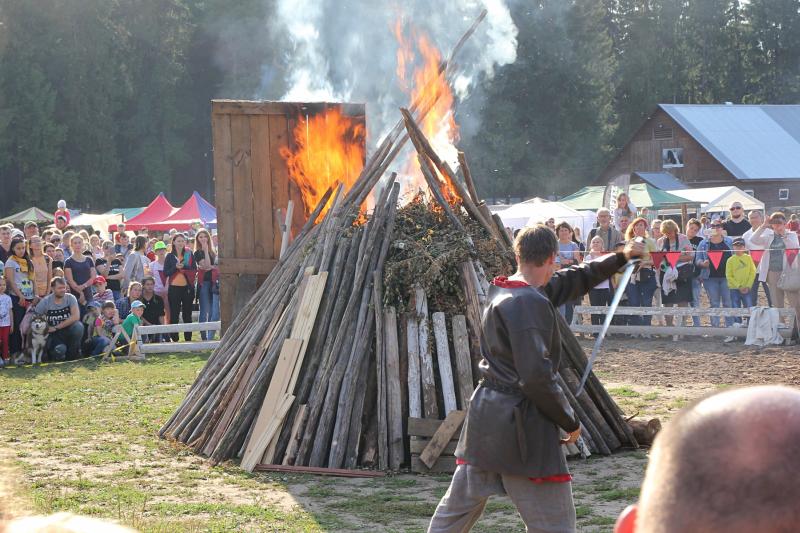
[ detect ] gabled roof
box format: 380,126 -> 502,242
659,104 -> 800,181
560,184 -> 700,211
633,171 -> 688,190
0,206 -> 52,224
148,191 -> 217,231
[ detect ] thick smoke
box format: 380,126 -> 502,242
255,0 -> 518,144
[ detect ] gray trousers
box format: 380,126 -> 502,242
428,464 -> 576,533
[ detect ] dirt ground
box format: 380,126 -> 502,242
0,341 -> 797,532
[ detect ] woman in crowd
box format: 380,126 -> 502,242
116,281 -> 143,319
657,220 -> 694,336
614,192 -> 637,231
4,237 -> 35,355
123,235 -> 149,292
194,229 -> 219,340
64,234 -> 96,313
625,217 -> 658,326
572,227 -> 586,254
89,234 -> 103,258
555,222 -> 581,323
164,233 -> 197,341
28,235 -> 52,299
584,235 -> 610,328
695,219 -> 735,336
96,240 -> 124,301
749,212 -> 800,333
685,219 -> 704,327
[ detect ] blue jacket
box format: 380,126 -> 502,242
694,237 -> 733,280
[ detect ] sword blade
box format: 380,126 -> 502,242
576,260 -> 638,396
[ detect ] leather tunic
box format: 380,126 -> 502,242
454,252 -> 627,477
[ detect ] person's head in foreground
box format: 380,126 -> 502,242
614,385 -> 800,533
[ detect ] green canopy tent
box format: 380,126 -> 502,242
0,206 -> 52,225
104,207 -> 145,221
560,184 -> 701,211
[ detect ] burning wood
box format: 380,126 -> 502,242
160,9 -> 639,474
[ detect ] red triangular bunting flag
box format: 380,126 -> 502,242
708,250 -> 723,269
786,248 -> 798,267
750,249 -> 764,265
666,251 -> 681,268
650,252 -> 665,269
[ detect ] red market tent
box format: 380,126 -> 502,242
146,191 -> 217,231
121,193 -> 177,231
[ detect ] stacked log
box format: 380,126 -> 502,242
160,9 -> 642,472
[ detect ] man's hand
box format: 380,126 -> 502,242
560,427 -> 581,445
47,326 -> 57,334
623,239 -> 645,261
740,287 -> 750,294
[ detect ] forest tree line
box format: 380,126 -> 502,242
1,0 -> 798,214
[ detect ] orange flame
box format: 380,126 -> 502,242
281,108 -> 366,218
394,21 -> 461,204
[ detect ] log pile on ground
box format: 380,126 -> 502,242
160,12 -> 644,473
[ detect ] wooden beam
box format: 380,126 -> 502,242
451,315 -> 474,409
253,463 -> 385,478
419,410 -> 466,469
432,312 -> 458,415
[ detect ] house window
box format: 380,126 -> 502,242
662,148 -> 684,168
653,126 -> 673,140
743,189 -> 755,196
779,189 -> 789,201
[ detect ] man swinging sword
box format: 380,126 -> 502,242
428,225 -> 644,533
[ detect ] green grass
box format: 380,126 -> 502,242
0,352 -> 645,532
609,386 -> 641,398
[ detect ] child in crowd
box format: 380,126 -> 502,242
727,237 -> 757,317
120,300 -> 145,349
54,199 -> 70,229
92,276 -> 113,306
585,236 -> 611,329
0,277 -> 13,367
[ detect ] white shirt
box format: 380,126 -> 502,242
742,227 -> 764,251
150,260 -> 165,293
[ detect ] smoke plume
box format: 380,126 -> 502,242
251,0 -> 518,144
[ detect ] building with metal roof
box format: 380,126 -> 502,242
597,104 -> 800,211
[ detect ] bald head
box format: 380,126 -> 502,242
634,386 -> 800,533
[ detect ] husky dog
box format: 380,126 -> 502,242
25,314 -> 49,365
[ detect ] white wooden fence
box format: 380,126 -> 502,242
135,321 -> 221,354
571,306 -> 796,338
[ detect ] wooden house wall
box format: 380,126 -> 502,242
211,100 -> 366,330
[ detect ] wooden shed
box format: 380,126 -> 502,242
211,100 -> 366,330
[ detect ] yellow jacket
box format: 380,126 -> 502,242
726,254 -> 756,289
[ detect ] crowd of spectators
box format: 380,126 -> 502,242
0,201 -> 219,365
528,192 -> 799,344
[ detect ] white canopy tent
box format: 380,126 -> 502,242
666,186 -> 764,214
70,212 -> 124,232
497,197 -> 594,237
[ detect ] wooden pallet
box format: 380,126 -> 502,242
408,412 -> 465,474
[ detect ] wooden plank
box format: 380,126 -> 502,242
242,393 -> 294,471
213,100 -> 366,118
290,272 -> 328,342
384,307 -> 404,470
218,258 -> 278,275
409,439 -> 457,455
219,273 -> 235,333
415,287 -> 439,419
234,274 -> 258,320
240,339 -> 303,471
268,114 -> 291,259
248,114 -> 275,260
432,312 -> 458,415
282,404 -> 307,465
407,416 -> 464,438
138,322 -> 221,334
211,112 -> 235,332
230,114 -> 255,258
140,341 -> 219,354
451,315 -> 474,409
253,463 -> 386,478
419,410 -> 466,469
406,317 -> 422,419
411,455 -> 457,474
